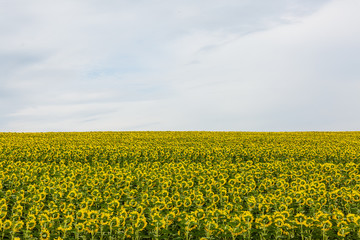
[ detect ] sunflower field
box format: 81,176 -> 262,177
0,131 -> 360,240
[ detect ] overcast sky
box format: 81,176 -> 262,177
1,0 -> 360,132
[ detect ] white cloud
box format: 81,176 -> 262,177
2,0 -> 359,131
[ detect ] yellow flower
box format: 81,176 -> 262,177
284,196 -> 293,205
354,215 -> 360,226
85,219 -> 99,235
295,213 -> 306,225
110,216 -> 120,228
135,217 -> 147,231
256,214 -> 272,228
3,220 -> 12,230
67,190 -> 77,199
332,210 -> 344,221
183,197 -> 192,208
274,218 -> 284,227
0,211 -> 6,220
12,220 -> 24,233
50,211 -> 60,220
337,227 -> 350,237
278,204 -> 288,212
280,223 -> 292,235
40,228 -> 50,240
100,212 -> 111,225
304,217 -> 314,227
352,191 -> 360,202
242,211 -> 254,223
38,213 -> 50,224
230,215 -> 242,229
212,194 -> 220,204
89,210 -> 98,220
75,222 -> 85,232
64,214 -> 74,226
321,220 -> 332,231
337,220 -> 348,229
305,198 -> 314,207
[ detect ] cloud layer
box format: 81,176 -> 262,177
1,0 -> 359,131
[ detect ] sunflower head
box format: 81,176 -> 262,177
321,220 -> 332,231
12,220 -> 24,233
3,220 -> 12,230
256,214 -> 272,228
26,220 -> 36,230
75,222 -> 85,232
295,213 -> 306,225
135,217 -> 147,231
274,218 -> 284,228
40,228 -> 50,240
108,216 -> 119,228
242,211 -> 254,223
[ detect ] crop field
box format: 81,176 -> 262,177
0,131 -> 360,240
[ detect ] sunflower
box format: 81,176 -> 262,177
184,197 -> 192,208
76,209 -> 86,220
247,200 -> 256,209
284,196 -> 293,205
256,214 -> 272,228
85,219 -> 99,235
0,211 -> 6,220
110,216 -> 120,228
195,209 -> 205,220
229,215 -> 242,229
3,220 -> 12,230
304,217 -> 314,228
12,220 -> 24,233
321,220 -> 332,231
305,198 -> 314,207
233,196 -> 242,205
274,218 -> 284,227
79,200 -> 87,209
89,210 -> 98,220
40,228 -> 50,240
64,215 -> 74,226
129,199 -> 138,208
352,191 -> 360,202
278,204 -> 288,212
337,226 -> 351,237
75,222 -> 85,232
129,211 -> 140,222
26,220 -> 36,230
258,204 -> 269,213
109,199 -> 120,210
295,213 -> 306,225
50,211 -> 60,220
135,217 -> 147,231
212,194 -> 220,204
242,211 -> 254,224
100,212 -> 111,225
318,196 -> 327,206
194,196 -> 204,206
346,213 -> 355,223
205,220 -> 218,234
155,201 -> 166,211
281,223 -> 292,235
332,210 -> 344,221
67,190 -> 77,200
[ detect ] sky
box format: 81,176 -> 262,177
1,0 -> 360,132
